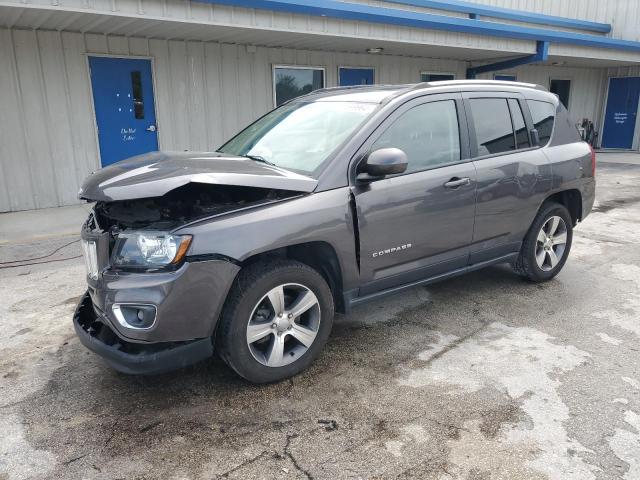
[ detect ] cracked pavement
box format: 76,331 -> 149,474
1,156 -> 640,479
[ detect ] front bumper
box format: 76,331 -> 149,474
80,220 -> 240,343
73,291 -> 213,374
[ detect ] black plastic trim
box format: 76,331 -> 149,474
346,252 -> 518,310
73,292 -> 213,375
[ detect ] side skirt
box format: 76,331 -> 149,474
343,252 -> 518,312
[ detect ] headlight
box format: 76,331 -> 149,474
111,232 -> 192,269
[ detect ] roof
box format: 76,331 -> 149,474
296,80 -> 549,104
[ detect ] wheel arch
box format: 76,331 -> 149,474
241,241 -> 346,313
543,189 -> 582,226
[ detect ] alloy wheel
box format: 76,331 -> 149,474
246,283 -> 321,367
535,216 -> 568,272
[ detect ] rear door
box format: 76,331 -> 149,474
464,93 -> 552,263
352,94 -> 477,295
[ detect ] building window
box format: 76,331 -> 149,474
495,74 -> 517,81
550,79 -> 571,109
273,66 -> 325,106
339,67 -> 375,86
469,98 -> 516,156
420,72 -> 455,82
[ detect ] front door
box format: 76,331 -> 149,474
89,57 -> 159,166
601,77 -> 640,149
353,95 -> 477,295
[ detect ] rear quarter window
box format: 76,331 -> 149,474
469,98 -> 516,156
527,100 -> 555,146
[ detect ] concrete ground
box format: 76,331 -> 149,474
1,153 -> 640,480
0,203 -> 93,245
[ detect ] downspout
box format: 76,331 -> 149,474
466,40 -> 549,79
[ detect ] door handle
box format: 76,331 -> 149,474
444,177 -> 471,188
146,125 -> 157,132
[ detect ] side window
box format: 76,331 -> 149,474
508,99 -> 530,149
527,100 -> 556,146
469,98 -> 515,155
371,100 -> 461,173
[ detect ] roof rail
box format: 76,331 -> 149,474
308,84 -> 414,95
417,79 -> 547,91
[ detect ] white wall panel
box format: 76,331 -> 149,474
0,27 -> 470,211
0,29 -> 32,211
3,0 -> 640,59
0,24 -> 631,212
461,0 -> 640,42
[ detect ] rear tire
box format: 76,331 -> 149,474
512,202 -> 573,282
216,259 -> 334,383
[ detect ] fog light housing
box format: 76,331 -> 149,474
112,304 -> 157,330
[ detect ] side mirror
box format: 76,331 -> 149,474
357,148 -> 408,182
530,128 -> 540,146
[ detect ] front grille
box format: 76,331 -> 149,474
81,211 -> 112,277
85,210 -> 100,231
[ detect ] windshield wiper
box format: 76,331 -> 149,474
242,154 -> 277,166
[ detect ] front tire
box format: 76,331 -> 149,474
512,202 -> 573,282
216,260 -> 334,383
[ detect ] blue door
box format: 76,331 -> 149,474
601,77 -> 640,149
339,67 -> 375,86
89,57 -> 159,166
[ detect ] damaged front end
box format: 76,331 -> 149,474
74,151 -> 315,373
88,183 -> 301,273
93,182 -> 301,232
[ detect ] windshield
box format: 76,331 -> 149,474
218,101 -> 378,176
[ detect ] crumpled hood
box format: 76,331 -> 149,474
78,151 -> 318,202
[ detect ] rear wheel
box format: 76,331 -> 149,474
216,260 -> 334,383
512,202 -> 573,282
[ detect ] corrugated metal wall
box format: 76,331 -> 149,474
367,0 -> 640,42
0,26 -> 630,212
0,28 -> 99,212
464,0 -> 640,42
1,0 -> 537,59
0,27 -> 468,212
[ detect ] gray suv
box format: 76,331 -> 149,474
74,80 -> 595,383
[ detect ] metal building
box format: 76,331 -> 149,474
1,0 -> 639,212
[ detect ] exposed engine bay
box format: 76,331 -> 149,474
92,183 -> 300,232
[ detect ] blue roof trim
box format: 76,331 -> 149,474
467,41 -> 549,78
384,0 -> 611,34
207,0 -> 640,53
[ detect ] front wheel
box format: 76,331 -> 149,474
216,260 -> 334,383
512,202 -> 573,282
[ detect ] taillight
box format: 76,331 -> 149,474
589,144 -> 596,177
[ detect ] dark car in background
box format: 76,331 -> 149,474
74,80 -> 596,383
